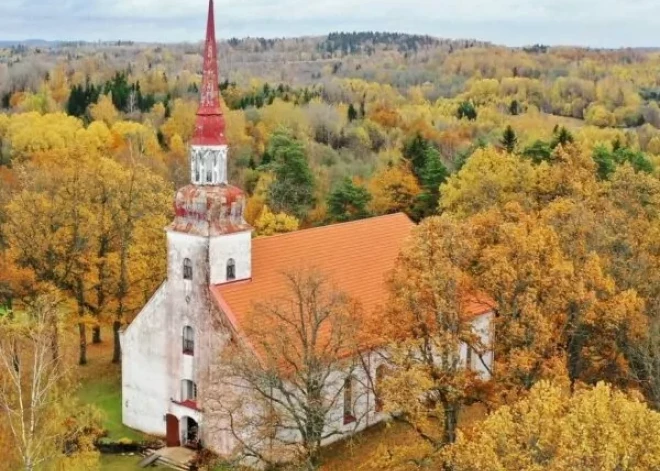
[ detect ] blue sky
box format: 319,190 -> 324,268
1,0 -> 659,48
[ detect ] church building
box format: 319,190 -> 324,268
120,0 -> 494,458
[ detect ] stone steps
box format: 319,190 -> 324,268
154,455 -> 192,471
139,448 -> 195,471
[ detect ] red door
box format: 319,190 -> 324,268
165,414 -> 180,447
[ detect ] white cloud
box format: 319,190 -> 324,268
2,0 -> 660,47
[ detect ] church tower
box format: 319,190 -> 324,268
160,0 -> 252,445
122,0 -> 252,448
167,0 -> 252,290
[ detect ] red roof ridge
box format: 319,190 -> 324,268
253,212 -> 414,243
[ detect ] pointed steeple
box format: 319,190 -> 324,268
192,0 -> 227,146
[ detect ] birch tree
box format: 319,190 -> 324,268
0,296 -> 102,471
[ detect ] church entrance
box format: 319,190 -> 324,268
181,416 -> 200,449
165,414 -> 180,447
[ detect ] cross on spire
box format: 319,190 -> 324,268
192,0 -> 227,146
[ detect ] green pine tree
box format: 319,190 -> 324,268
413,146 -> 449,220
403,133 -> 432,179
501,125 -> 518,153
551,126 -> 574,148
457,101 -> 477,121
327,178 -> 372,222
347,103 -> 358,122
267,132 -> 316,220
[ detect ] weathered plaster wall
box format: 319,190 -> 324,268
165,230 -> 234,446
466,312 -> 494,379
209,230 -> 252,284
121,283 -> 170,436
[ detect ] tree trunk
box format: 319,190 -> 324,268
79,322 -> 87,366
112,320 -> 122,364
50,310 -> 59,364
7,301 -> 20,372
92,325 -> 102,344
443,402 -> 459,444
77,278 -> 87,365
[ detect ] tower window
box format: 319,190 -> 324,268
227,259 -> 236,281
183,326 -> 194,355
181,380 -> 198,403
183,258 -> 193,280
343,376 -> 355,425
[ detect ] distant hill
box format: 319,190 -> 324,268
0,39 -> 56,47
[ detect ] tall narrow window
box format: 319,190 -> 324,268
206,153 -> 213,183
183,326 -> 194,355
375,365 -> 386,413
181,380 -> 198,403
226,258 -> 236,281
343,376 -> 355,424
183,258 -> 193,280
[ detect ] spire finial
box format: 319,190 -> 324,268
199,0 -> 220,115
192,0 -> 227,146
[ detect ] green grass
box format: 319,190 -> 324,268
76,335 -> 150,443
100,455 -> 170,471
78,374 -> 147,442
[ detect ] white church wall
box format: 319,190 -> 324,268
318,353 -> 381,446
181,352 -> 195,382
121,283 -> 170,436
468,312 -> 494,378
209,231 -> 252,284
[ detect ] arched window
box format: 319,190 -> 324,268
375,365 -> 387,413
181,379 -> 197,403
183,258 -> 193,280
182,326 -> 194,355
226,259 -> 236,281
343,376 -> 355,425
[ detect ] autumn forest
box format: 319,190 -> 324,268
2,32 -> 660,470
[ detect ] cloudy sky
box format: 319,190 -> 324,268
0,0 -> 659,48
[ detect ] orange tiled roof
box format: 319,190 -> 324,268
210,213 -> 493,353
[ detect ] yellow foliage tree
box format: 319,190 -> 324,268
110,121 -> 162,159
89,94 -> 119,126
254,206 -> 300,236
260,98 -> 310,137
5,112 -> 84,161
368,164 -> 421,215
161,98 -> 197,144
244,174 -> 274,225
446,381 -> 660,471
585,103 -> 617,127
18,85 -> 57,114
374,215 -> 489,458
440,147 -> 538,217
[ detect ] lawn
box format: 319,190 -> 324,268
78,373 -> 146,442
76,330 -> 150,442
100,455 -> 170,471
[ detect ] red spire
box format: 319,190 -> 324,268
192,0 -> 227,146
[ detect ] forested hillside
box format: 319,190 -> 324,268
3,32 -> 660,470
